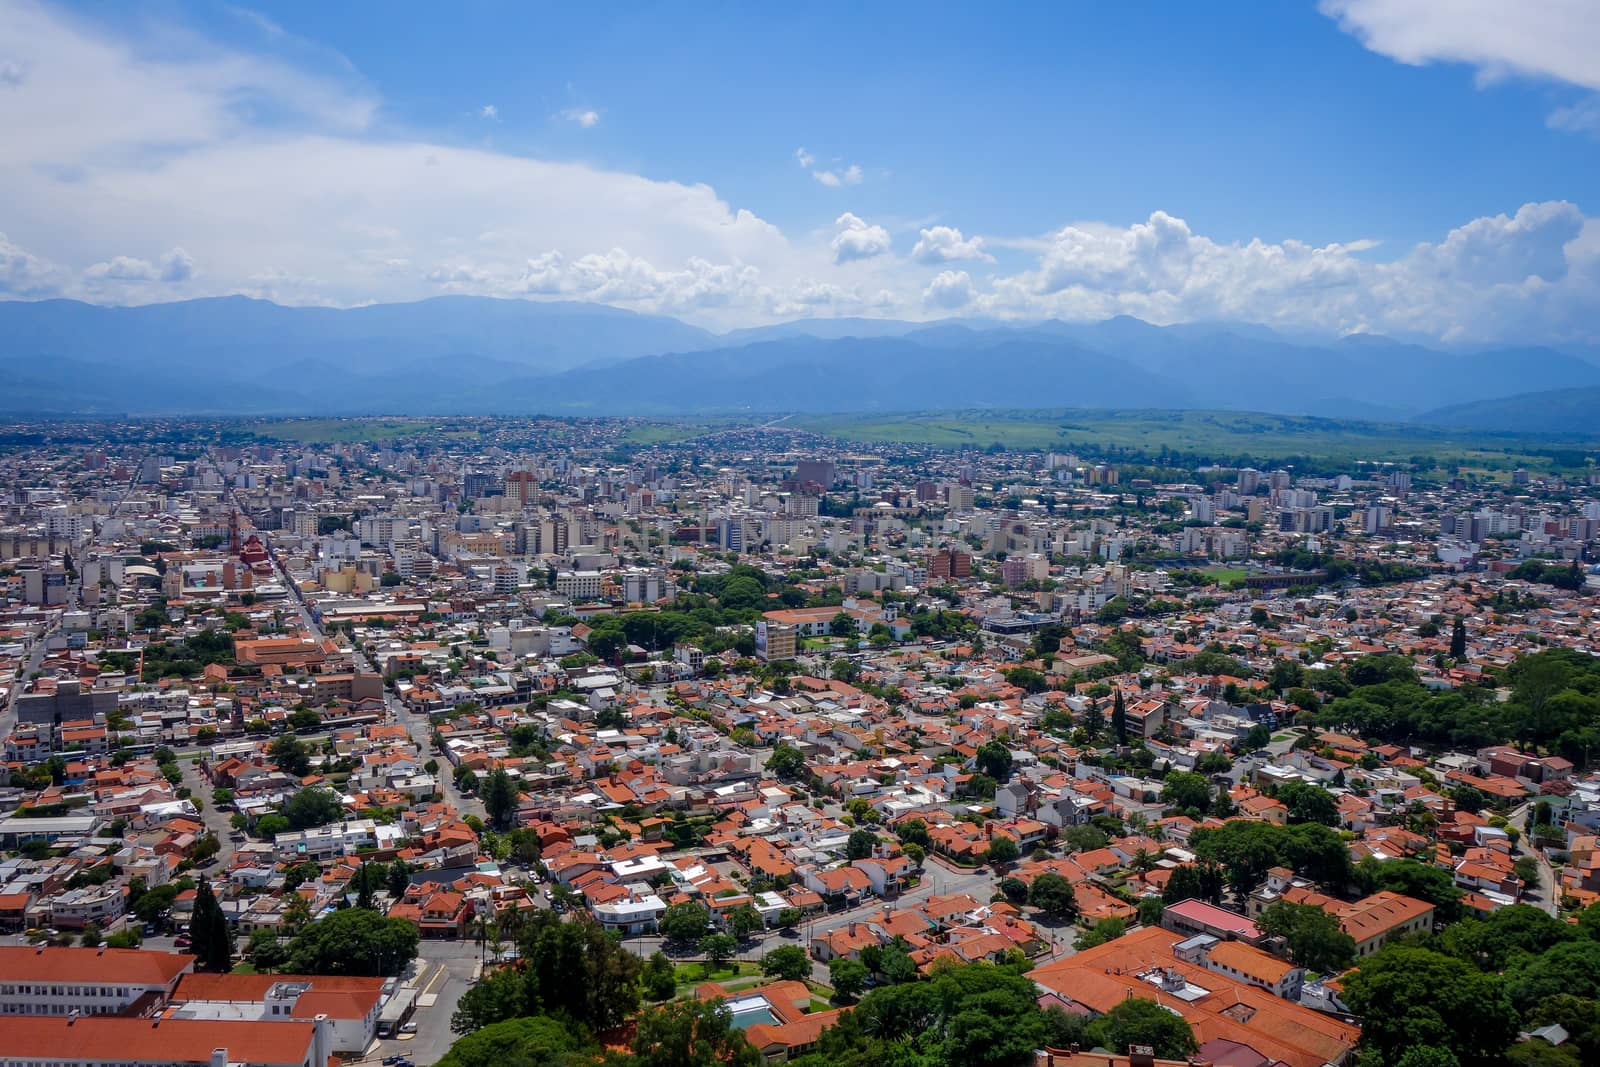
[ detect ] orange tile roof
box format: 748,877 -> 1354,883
0,946 -> 194,986
0,1016 -> 316,1065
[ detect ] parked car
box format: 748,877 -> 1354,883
399,1022 -> 418,1035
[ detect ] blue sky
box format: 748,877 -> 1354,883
2,0 -> 1598,341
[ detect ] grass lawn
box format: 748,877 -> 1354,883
1202,567 -> 1247,583
248,417 -> 434,443
673,961 -> 758,985
230,962 -> 259,974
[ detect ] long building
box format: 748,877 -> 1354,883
0,945 -> 194,1017
0,1015 -> 325,1067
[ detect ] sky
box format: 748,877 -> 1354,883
1,0 -> 1598,342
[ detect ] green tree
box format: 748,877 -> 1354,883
659,901 -> 712,945
188,878 -> 233,973
765,744 -> 807,780
1258,901 -> 1356,973
386,859 -> 411,899
1440,905 -> 1573,972
630,997 -> 760,1067
1075,917 -> 1128,950
974,740 -> 1015,783
1505,940 -> 1600,1012
481,767 -> 520,830
246,928 -> 288,972
285,908 -> 419,976
985,835 -> 1020,866
1341,946 -> 1518,1066
1161,771 -> 1211,815
1277,781 -> 1340,826
846,828 -> 880,861
1027,872 -> 1079,922
1111,689 -> 1128,744
700,932 -> 738,971
829,957 -> 869,1000
727,904 -> 764,940
1086,997 -> 1198,1059
437,1015 -> 593,1067
643,950 -> 678,1001
284,785 -> 343,829
1450,617 -> 1467,659
763,944 -> 811,982
267,732 -> 312,777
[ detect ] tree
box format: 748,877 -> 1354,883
246,928 -> 288,972
829,957 -> 869,1000
1137,896 -> 1165,927
1440,905 -> 1574,972
727,904 -> 764,940
189,878 -> 233,973
1075,917 -> 1128,950
643,950 -> 678,1000
1086,997 -> 1198,1059
629,998 -> 761,1067
1161,771 -> 1211,815
1163,862 -> 1226,906
763,944 -> 811,982
386,859 -> 411,900
1359,857 -> 1465,922
659,901 -> 713,945
766,744 -> 807,780
437,1015 -> 593,1067
829,611 -> 857,638
453,764 -> 479,793
1505,940 -> 1600,1012
1082,700 -> 1105,741
285,908 -> 419,976
284,786 -> 343,830
974,740 -> 1014,783
1277,781 -> 1340,826
846,828 -> 880,861
700,933 -> 737,971
986,835 -> 1020,866
999,876 -> 1029,905
481,767 -> 520,830
896,818 -> 931,848
1027,872 -> 1079,922
1341,946 -> 1518,1066
267,733 -> 312,777
1111,689 -> 1128,744
1451,617 -> 1467,659
1258,901 -> 1356,973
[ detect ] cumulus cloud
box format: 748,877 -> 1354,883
830,213 -> 892,264
0,231 -> 59,295
1549,96 -> 1600,135
4,1 -> 1600,341
978,201 -> 1600,343
81,247 -> 195,288
479,103 -> 497,119
923,270 -> 974,309
795,147 -> 863,187
911,225 -> 993,264
560,107 -> 600,128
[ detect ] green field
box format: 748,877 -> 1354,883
247,418 -> 436,443
789,408 -> 1600,472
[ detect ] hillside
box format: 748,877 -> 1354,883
1416,386 -> 1600,435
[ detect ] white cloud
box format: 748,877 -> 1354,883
0,230 -> 59,295
830,212 -> 892,264
560,107 -> 600,128
795,147 -> 863,187
911,225 -> 993,264
923,269 -> 974,309
479,103 -> 497,120
1321,0 -> 1600,91
1549,95 -> 1600,134
1322,0 -> 1600,135
3,1 -> 1599,342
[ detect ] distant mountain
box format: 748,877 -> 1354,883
1415,386 -> 1600,435
3,295 -> 1599,418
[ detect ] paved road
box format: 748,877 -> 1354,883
1509,801 -> 1559,916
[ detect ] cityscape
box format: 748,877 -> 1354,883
4,3 -> 1600,1067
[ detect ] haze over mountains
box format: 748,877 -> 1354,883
2,295 -> 1597,431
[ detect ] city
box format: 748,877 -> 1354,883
0,414 -> 1596,1066
5,2 -> 1600,1066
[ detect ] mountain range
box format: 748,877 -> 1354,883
1,295 -> 1597,431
